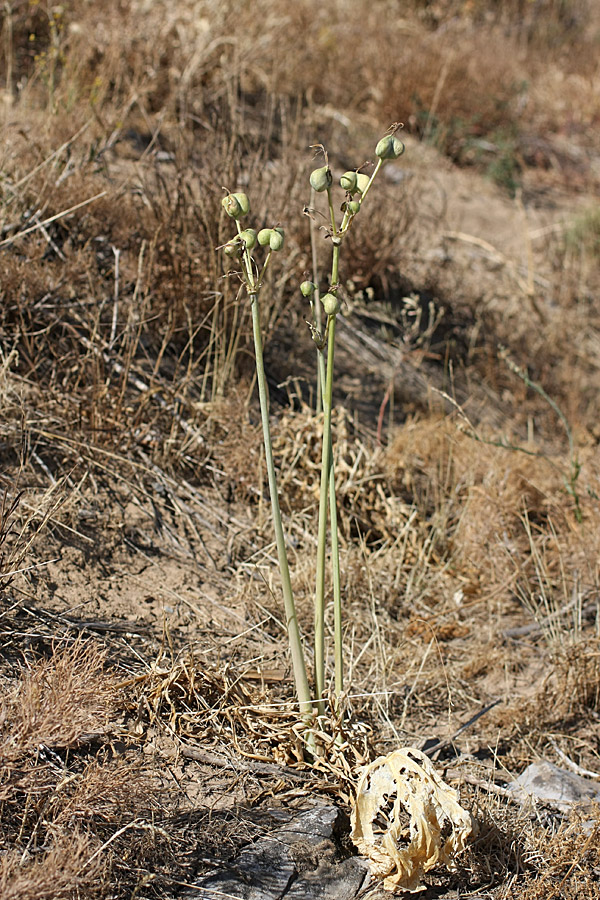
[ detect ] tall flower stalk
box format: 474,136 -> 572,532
306,131 -> 405,715
221,200 -> 313,722
218,127 -> 405,732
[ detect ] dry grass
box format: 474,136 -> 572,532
0,642 -> 178,899
1,0 -> 600,897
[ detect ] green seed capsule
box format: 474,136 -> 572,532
222,194 -> 243,218
257,228 -> 273,246
300,280 -> 317,297
375,135 -> 405,160
231,192 -> 251,216
346,199 -> 361,215
310,165 -> 333,192
321,292 -> 341,316
356,173 -> 371,195
239,228 -> 257,250
269,229 -> 284,251
340,171 -> 359,194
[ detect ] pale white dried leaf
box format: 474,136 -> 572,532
350,747 -> 477,893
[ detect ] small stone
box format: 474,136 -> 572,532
507,760 -> 600,812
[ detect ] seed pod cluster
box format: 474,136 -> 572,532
300,281 -> 317,297
310,166 -> 333,193
221,191 -> 285,263
258,227 -> 285,251
340,171 -> 358,193
224,240 -> 242,259
239,228 -> 257,250
356,173 -> 370,194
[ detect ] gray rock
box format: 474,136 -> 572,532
285,857 -> 369,900
507,760 -> 600,811
183,803 -> 368,900
191,838 -> 296,900
276,804 -> 340,846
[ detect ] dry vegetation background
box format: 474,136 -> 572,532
1,0 -> 600,897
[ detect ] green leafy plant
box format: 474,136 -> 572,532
218,128 -> 405,733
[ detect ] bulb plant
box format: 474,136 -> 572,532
218,127 -> 405,736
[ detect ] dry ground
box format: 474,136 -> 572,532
2,1 -> 600,897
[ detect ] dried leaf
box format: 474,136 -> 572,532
350,747 -> 477,893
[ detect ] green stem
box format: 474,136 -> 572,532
314,314 -> 337,714
313,201 -> 350,714
236,222 -> 256,289
317,349 -> 343,702
326,187 -> 338,238
331,209 -> 350,284
244,245 -> 312,722
310,186 -> 323,414
359,158 -> 383,204
330,465 -> 342,701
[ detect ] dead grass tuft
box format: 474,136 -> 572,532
543,639 -> 600,716
518,809 -> 600,899
132,651 -> 373,792
0,832 -> 103,900
0,640 -> 192,899
0,641 -> 117,759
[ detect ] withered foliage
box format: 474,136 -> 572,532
0,643 -> 186,900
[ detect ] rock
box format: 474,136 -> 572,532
507,760 -> 600,812
285,857 -> 369,900
267,803 -> 340,845
183,802 -> 368,900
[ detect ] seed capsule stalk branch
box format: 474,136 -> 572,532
358,158 -> 383,204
